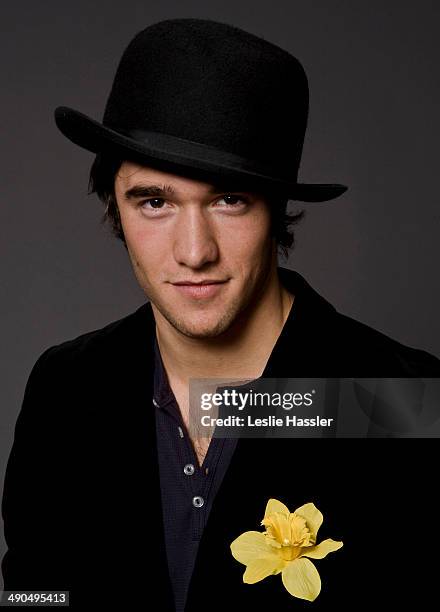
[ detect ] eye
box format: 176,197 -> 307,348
138,197 -> 167,209
216,194 -> 248,207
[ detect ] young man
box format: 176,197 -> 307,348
2,18 -> 439,611
113,159 -> 296,466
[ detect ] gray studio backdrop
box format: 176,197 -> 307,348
1,1 -> 439,589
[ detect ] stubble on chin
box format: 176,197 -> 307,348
150,289 -> 251,340
155,301 -> 240,339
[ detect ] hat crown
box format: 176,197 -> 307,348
102,18 -> 309,179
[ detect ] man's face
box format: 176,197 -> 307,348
114,161 -> 276,339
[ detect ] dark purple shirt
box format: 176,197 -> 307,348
153,336 -> 238,612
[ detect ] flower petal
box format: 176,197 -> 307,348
281,557 -> 321,601
264,498 -> 290,520
243,555 -> 285,584
293,503 -> 323,540
231,531 -> 272,565
300,538 -> 343,559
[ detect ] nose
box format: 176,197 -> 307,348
172,206 -> 219,268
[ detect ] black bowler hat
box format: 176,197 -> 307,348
54,18 -> 347,202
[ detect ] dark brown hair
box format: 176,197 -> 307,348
88,152 -> 305,260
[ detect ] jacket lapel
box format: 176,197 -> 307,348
74,301 -> 175,609
185,267 -> 340,609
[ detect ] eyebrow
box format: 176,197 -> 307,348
122,182 -> 253,201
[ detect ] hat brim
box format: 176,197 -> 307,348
54,106 -> 347,202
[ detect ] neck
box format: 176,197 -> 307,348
153,266 -> 294,386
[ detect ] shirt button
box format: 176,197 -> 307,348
184,463 -> 195,476
192,496 -> 204,508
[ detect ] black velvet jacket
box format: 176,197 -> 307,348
2,267 -> 440,610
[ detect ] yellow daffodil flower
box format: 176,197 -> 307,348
230,499 -> 343,601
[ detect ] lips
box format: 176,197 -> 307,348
172,280 -> 225,286
171,279 -> 228,298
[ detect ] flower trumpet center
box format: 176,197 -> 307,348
261,512 -> 315,561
